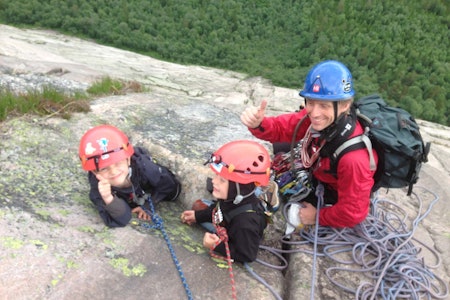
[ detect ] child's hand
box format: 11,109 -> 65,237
180,210 -> 196,225
132,206 -> 151,221
95,173 -> 114,204
203,232 -> 220,249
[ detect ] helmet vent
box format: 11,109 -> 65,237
252,155 -> 265,168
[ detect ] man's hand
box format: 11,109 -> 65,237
95,173 -> 114,205
240,100 -> 267,129
299,202 -> 317,225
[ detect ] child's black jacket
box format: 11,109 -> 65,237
88,147 -> 181,227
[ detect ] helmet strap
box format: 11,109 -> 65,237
233,182 -> 256,205
333,102 -> 338,125
127,158 -> 132,179
94,156 -> 100,172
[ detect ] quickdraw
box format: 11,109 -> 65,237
272,142 -> 312,203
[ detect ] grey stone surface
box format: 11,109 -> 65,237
1,24 -> 449,300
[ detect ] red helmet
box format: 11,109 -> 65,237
207,140 -> 271,186
79,125 -> 134,171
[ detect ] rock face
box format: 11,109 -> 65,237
1,24 -> 449,300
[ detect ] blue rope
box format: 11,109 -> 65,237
140,197 -> 194,300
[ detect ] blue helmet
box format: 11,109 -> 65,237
299,60 -> 355,101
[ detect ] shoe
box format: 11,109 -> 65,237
259,180 -> 280,213
191,199 -> 209,211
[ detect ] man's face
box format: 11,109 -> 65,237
305,99 -> 350,131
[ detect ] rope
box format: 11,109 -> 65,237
309,183 -> 324,300
255,245 -> 288,271
300,125 -> 325,168
279,185 -> 449,300
249,245 -> 289,299
210,208 -> 237,300
244,262 -> 283,300
140,197 -> 194,300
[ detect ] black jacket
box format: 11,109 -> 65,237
195,194 -> 267,263
88,147 -> 181,227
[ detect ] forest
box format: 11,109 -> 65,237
0,0 -> 449,125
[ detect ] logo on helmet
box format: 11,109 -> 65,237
97,138 -> 109,151
84,142 -> 96,155
97,138 -> 110,160
313,84 -> 320,93
211,162 -> 224,173
343,81 -> 352,92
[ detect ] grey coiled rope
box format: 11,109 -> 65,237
283,185 -> 448,299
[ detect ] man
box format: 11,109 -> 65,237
240,60 -> 377,228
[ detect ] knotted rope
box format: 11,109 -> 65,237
210,207 -> 237,300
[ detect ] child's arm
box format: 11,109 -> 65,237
180,210 -> 196,225
180,204 -> 214,225
88,172 -> 132,227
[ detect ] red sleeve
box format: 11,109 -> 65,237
248,110 -> 310,144
318,148 -> 377,228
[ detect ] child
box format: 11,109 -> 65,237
180,140 -> 271,263
79,125 -> 181,227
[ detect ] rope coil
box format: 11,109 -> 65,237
279,186 -> 448,300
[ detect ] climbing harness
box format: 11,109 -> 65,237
140,196 -> 194,300
210,206 -> 237,300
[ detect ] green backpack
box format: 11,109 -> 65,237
329,94 -> 431,195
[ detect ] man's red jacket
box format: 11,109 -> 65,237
249,109 -> 377,228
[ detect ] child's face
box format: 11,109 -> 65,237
211,174 -> 229,200
94,158 -> 130,188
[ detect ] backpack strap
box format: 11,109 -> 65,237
330,128 -> 376,176
223,203 -> 263,224
334,129 -> 376,171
